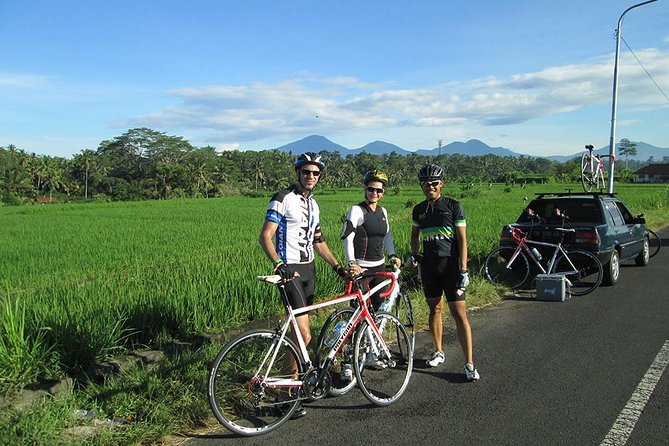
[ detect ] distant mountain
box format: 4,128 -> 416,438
275,135 -> 348,154
273,135 -> 667,162
546,142 -> 669,163
350,141 -> 411,155
415,139 -> 520,157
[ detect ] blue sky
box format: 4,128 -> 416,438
1,0 -> 668,158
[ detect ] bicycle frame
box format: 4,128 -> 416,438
582,146 -> 614,191
254,273 -> 395,391
507,227 -> 580,278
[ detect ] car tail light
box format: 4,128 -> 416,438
574,229 -> 600,246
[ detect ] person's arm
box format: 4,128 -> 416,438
410,224 -> 421,265
259,220 -> 282,265
341,206 -> 358,265
314,236 -> 355,275
455,225 -> 468,272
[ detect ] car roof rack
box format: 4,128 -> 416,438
534,191 -> 617,199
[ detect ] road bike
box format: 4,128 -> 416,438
644,228 -> 662,259
208,271 -> 413,436
483,224 -> 603,296
581,144 -> 614,193
315,267 -> 415,397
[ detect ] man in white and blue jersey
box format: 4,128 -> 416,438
259,152 -> 348,417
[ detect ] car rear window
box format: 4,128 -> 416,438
518,199 -> 604,224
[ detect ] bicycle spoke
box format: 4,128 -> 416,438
555,249 -> 603,296
354,314 -> 413,406
316,307 -> 357,397
484,247 -> 530,289
647,229 -> 661,259
208,330 -> 302,436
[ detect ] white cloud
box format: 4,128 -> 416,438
0,73 -> 47,88
121,48 -> 669,149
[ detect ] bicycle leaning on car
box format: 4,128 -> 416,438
483,222 -> 604,296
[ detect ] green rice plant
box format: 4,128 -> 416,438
0,297 -> 54,391
0,184 -> 667,390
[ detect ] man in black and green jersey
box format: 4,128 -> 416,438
410,164 -> 480,381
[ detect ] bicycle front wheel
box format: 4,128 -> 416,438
315,307 -> 357,397
208,329 -> 303,436
581,153 -> 595,193
393,291 -> 416,355
647,229 -> 661,259
484,247 -> 530,289
554,249 -> 603,296
353,313 -> 413,406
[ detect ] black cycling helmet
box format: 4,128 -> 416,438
294,152 -> 325,171
363,169 -> 388,186
418,164 -> 444,182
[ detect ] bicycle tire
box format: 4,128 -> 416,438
208,329 -> 303,436
393,291 -> 416,355
315,307 -> 357,397
581,153 -> 595,193
647,229 -> 661,259
484,247 -> 530,290
554,249 -> 603,296
353,313 -> 413,406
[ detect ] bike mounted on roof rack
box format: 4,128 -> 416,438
534,191 -> 617,199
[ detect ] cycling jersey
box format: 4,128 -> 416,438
341,202 -> 395,268
412,196 -> 465,258
265,185 -> 322,264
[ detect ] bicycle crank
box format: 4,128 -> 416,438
302,369 -> 331,400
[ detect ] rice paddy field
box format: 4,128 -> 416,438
1,183 -> 668,391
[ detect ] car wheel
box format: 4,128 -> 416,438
635,238 -> 650,266
602,249 -> 620,286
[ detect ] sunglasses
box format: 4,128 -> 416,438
366,186 -> 385,194
421,180 -> 441,187
300,169 -> 321,177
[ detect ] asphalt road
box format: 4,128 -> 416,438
183,227 -> 669,446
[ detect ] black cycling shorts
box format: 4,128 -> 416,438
283,262 -> 316,310
420,257 -> 465,302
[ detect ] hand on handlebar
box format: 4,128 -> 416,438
389,255 -> 402,271
273,262 -> 293,280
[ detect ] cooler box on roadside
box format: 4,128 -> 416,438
536,274 -> 569,301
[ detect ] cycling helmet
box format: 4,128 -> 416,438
418,164 -> 444,182
363,169 -> 388,186
294,152 -> 325,171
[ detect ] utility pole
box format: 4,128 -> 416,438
437,139 -> 442,157
607,0 -> 658,193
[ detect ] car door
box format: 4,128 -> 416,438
602,200 -> 633,260
614,201 -> 645,259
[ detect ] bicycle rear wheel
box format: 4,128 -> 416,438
208,329 -> 303,436
647,229 -> 661,259
554,249 -> 603,296
393,291 -> 415,355
353,313 -> 413,406
484,247 -> 530,289
581,153 -> 595,193
315,307 -> 357,397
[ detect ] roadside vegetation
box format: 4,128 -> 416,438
1,128 -> 650,206
2,172 -> 668,444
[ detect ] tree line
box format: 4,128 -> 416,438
1,127 -> 637,205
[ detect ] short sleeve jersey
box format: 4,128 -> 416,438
341,202 -> 392,267
265,185 -> 321,264
412,196 -> 465,259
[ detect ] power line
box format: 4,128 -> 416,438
621,36 -> 669,104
